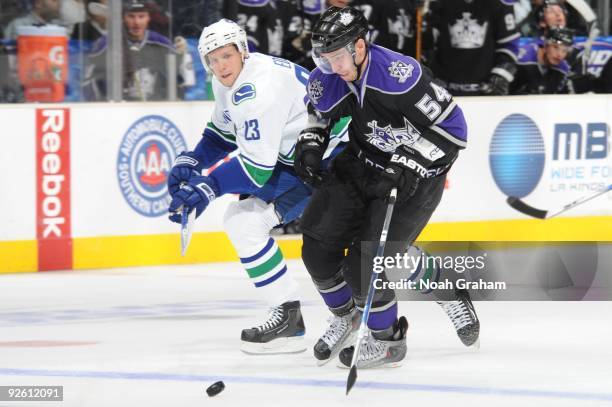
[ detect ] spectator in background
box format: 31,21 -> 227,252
426,0 -> 520,96
511,26 -> 573,94
3,0 -> 61,40
83,0 -> 184,101
72,0 -> 108,43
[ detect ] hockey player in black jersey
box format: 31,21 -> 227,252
427,0 -> 520,96
511,26 -> 573,94
236,0 -> 283,56
293,6 -> 477,368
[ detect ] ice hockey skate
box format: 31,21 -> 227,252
338,316 -> 409,369
240,300 -> 307,354
437,288 -> 480,348
314,306 -> 361,365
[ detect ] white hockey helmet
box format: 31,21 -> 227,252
198,19 -> 248,71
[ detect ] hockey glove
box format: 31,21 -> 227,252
168,175 -> 218,224
481,62 -> 516,96
294,127 -> 329,187
480,73 -> 511,96
167,151 -> 203,196
375,147 -> 429,202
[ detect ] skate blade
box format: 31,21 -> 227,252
240,336 -> 307,355
336,360 -> 404,369
315,330 -> 358,367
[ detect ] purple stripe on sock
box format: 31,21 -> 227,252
367,303 -> 398,330
320,284 -> 352,309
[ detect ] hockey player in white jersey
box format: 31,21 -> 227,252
166,19 -> 347,354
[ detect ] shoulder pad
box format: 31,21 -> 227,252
517,43 -> 538,64
147,30 -> 173,48
238,0 -> 270,6
365,45 -> 422,94
306,68 -> 351,113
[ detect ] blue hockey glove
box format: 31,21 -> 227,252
375,146 -> 429,202
294,127 -> 329,186
167,151 -> 203,196
168,176 -> 218,224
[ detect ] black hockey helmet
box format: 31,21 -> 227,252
545,26 -> 574,46
311,6 -> 369,55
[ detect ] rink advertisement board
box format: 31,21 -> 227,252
36,108 -> 72,271
0,96 -> 611,273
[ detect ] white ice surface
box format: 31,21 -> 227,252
1,260 -> 611,407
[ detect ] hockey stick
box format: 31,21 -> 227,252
180,206 -> 196,256
506,184 -> 612,219
346,188 -> 397,396
564,0 -> 599,74
415,0 -> 430,61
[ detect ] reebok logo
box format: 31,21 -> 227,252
36,108 -> 72,270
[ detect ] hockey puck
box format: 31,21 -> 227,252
206,381 -> 225,397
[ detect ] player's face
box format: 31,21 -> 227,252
206,45 -> 244,87
544,42 -> 569,65
319,47 -> 358,81
543,5 -> 566,28
123,11 -> 150,41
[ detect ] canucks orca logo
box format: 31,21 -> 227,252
117,115 -> 187,217
232,83 -> 256,105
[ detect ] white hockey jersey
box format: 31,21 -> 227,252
200,52 -> 347,192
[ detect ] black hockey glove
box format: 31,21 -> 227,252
375,147 -> 429,202
294,127 -> 329,187
480,73 -> 510,96
481,62 -> 516,96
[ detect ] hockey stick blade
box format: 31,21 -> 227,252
507,184 -> 612,219
180,206 -> 196,256
506,196 -> 548,219
346,366 -> 357,395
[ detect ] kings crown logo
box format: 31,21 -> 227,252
388,60 -> 414,84
308,79 -> 324,105
365,118 -> 445,161
449,12 -> 488,49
